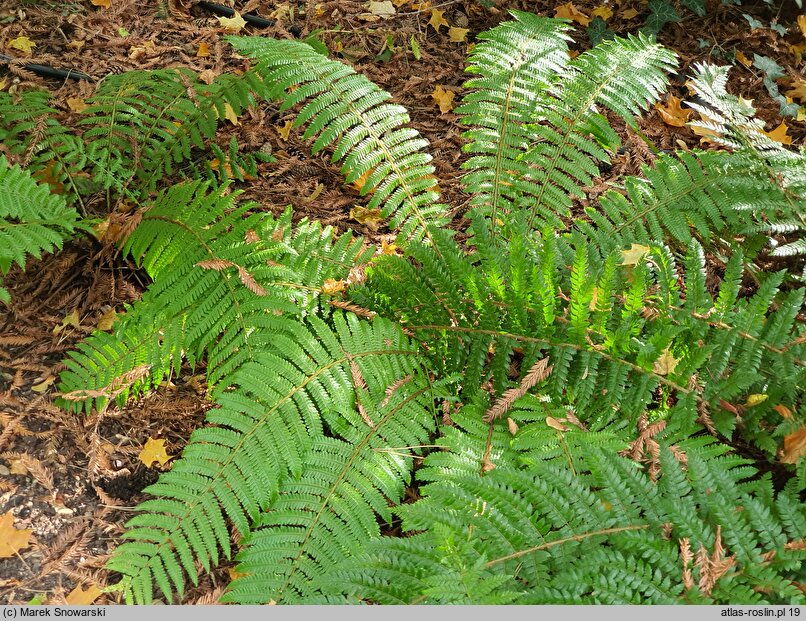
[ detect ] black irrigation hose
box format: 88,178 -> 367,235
0,52 -> 92,81
197,1 -> 302,36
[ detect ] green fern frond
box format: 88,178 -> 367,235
0,156 -> 82,303
107,313 -> 429,603
225,36 -> 449,244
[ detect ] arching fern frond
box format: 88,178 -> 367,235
0,156 -> 82,303
457,11 -> 572,231
106,313 -> 429,604
225,36 -> 449,244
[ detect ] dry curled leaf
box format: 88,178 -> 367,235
655,95 -> 692,127
431,85 -> 455,114
0,511 -> 32,558
780,427 -> 806,464
65,583 -> 103,605
554,3 -> 591,26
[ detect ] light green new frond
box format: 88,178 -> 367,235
0,156 -> 82,303
517,33 -> 676,232
457,12 -> 572,230
225,36 -> 449,245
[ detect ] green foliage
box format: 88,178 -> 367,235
1,9 -> 796,605
0,156 -> 82,303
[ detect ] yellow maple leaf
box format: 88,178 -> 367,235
798,14 -> 806,39
138,438 -> 174,468
347,167 -> 374,193
448,27 -> 469,42
620,243 -> 651,266
554,3 -> 591,26
791,41 -> 806,64
428,8 -> 448,32
196,42 -> 210,57
655,95 -> 692,127
9,36 -> 36,55
277,120 -> 293,141
0,511 -> 32,558
90,0 -> 111,6
431,85 -> 455,114
621,7 -> 639,18
764,122 -> 792,145
217,12 -> 247,32
65,583 -> 103,605
591,5 -> 613,20
653,348 -> 680,376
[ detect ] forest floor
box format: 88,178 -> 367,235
0,0 -> 804,605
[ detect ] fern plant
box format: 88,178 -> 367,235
33,10 -> 805,605
0,156 -> 82,303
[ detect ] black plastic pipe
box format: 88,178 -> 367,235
0,52 -> 92,81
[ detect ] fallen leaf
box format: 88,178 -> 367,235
196,42 -> 210,57
277,120 -> 293,141
381,240 -> 399,255
322,279 -> 347,294
621,7 -> 639,18
347,168 -> 374,193
0,511 -> 32,558
763,122 -> 792,145
9,36 -> 36,55
428,8 -> 448,32
780,427 -> 806,464
66,97 -> 88,113
735,50 -> 752,67
791,41 -> 806,64
798,14 -> 806,38
773,404 -> 793,419
198,68 -> 217,85
655,95 -> 692,127
117,27 -> 130,37
138,438 -> 174,468
507,417 -> 519,435
431,85 -> 455,114
54,309 -> 81,334
31,375 -> 55,393
216,12 -> 247,32
410,35 -> 421,60
223,102 -> 240,126
554,3 -> 591,26
97,308 -> 118,331
349,205 -> 384,230
8,459 -> 28,475
66,583 -> 103,605
591,5 -> 613,20
67,40 -> 85,50
128,40 -> 156,60
448,27 -> 469,42
653,348 -> 680,376
368,0 -> 395,17
742,393 -> 768,408
546,416 -> 569,431
90,0 -> 111,7
785,78 -> 806,102
620,243 -> 651,266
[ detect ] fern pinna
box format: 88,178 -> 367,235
46,11 -> 806,604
